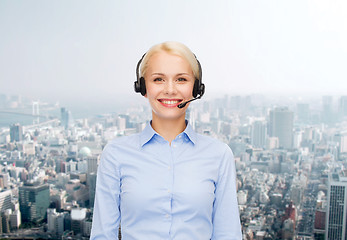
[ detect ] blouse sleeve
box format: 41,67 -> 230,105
211,144 -> 242,240
90,144 -> 121,239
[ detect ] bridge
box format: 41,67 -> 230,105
0,110 -> 55,119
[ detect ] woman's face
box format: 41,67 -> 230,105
144,51 -> 195,122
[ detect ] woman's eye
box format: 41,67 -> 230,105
153,78 -> 163,82
177,78 -> 187,82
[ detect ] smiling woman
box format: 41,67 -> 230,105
90,41 -> 242,240
144,51 -> 195,137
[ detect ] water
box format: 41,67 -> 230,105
0,103 -> 130,128
0,113 -> 44,128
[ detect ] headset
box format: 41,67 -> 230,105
134,53 -> 205,104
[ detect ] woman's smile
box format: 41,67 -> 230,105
158,98 -> 183,108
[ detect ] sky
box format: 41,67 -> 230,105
0,0 -> 346,107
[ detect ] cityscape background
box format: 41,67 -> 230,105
0,93 -> 347,239
1,0 -> 347,239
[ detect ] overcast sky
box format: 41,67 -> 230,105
0,0 -> 346,106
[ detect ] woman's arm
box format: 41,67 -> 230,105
211,145 -> 242,240
90,145 -> 121,239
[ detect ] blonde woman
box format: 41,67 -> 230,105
91,41 -> 242,239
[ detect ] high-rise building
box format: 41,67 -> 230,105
326,172 -> 347,240
314,209 -> 326,239
339,96 -> 347,118
47,208 -> 65,235
322,96 -> 334,125
9,209 -> 21,230
87,173 -> 97,208
71,208 -> 86,235
61,107 -> 73,129
269,107 -> 294,149
334,132 -> 347,155
86,156 -> 99,174
10,123 -> 23,142
296,103 -> 310,123
1,210 -> 11,233
0,174 -> 9,189
0,190 -> 12,212
32,101 -> 40,124
19,183 -> 50,223
251,120 -> 267,148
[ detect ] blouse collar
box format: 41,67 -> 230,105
140,120 -> 196,147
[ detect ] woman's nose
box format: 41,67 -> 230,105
164,80 -> 177,94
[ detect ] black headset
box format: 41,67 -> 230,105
134,53 -> 205,98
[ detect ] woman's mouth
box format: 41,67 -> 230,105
158,99 -> 183,107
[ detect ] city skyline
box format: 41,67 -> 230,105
0,0 -> 346,104
1,93 -> 347,238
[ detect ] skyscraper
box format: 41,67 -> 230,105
251,120 -> 267,148
0,190 -> 12,212
339,96 -> 347,118
19,183 -> 50,223
326,172 -> 347,240
269,107 -> 294,149
86,156 -> 99,174
322,96 -> 334,125
10,123 -> 23,142
296,103 -> 310,123
61,107 -> 73,129
87,173 -> 97,208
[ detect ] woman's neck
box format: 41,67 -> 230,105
151,114 -> 186,144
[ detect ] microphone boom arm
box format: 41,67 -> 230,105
177,95 -> 202,108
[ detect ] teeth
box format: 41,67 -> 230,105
162,100 -> 179,105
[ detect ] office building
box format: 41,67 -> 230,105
251,120 -> 267,148
322,96 -> 334,125
10,123 -> 23,142
1,210 -> 11,233
269,107 -> 294,149
0,190 -> 12,212
71,208 -> 86,235
87,172 -> 97,208
297,103 -> 310,123
61,107 -> 73,129
9,209 -> 21,230
0,174 -> 9,189
339,96 -> 347,117
87,156 -> 99,174
326,172 -> 347,240
19,183 -> 50,223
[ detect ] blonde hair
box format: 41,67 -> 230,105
140,41 -> 200,80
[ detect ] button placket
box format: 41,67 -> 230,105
166,141 -> 174,221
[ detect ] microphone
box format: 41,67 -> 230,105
177,95 -> 202,108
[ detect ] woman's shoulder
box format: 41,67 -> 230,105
104,133 -> 141,152
99,133 -> 142,165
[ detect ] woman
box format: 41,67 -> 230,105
91,41 -> 242,239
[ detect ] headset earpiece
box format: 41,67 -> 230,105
193,58 -> 204,98
134,77 -> 146,96
139,77 -> 146,96
193,80 -> 199,98
134,54 -> 146,96
199,82 -> 205,97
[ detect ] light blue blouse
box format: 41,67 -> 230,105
91,122 -> 242,239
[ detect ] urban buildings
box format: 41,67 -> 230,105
0,93 -> 346,238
